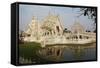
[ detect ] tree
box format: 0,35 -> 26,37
86,30 -> 91,32
78,8 -> 97,32
63,28 -> 67,33
19,31 -> 25,44
63,28 -> 71,33
79,8 -> 97,23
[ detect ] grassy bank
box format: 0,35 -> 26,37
19,42 -> 42,63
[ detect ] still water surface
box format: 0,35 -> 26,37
19,43 -> 96,64
37,43 -> 96,62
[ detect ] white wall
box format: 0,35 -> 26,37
0,0 -> 99,68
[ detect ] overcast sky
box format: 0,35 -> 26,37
19,4 -> 95,31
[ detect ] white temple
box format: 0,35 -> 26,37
23,14 -> 96,47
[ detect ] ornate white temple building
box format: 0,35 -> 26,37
23,14 -> 96,47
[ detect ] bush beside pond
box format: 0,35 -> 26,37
19,42 -> 42,63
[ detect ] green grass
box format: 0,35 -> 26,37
19,42 -> 56,63
19,42 -> 42,62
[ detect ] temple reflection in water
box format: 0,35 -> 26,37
37,43 -> 96,62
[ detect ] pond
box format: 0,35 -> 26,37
19,42 -> 96,64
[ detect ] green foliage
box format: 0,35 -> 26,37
19,42 -> 41,61
78,8 -> 97,32
79,8 -> 97,23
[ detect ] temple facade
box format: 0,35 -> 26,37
23,14 -> 96,47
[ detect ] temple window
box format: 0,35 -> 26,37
79,35 -> 82,39
76,36 -> 78,39
86,37 -> 89,39
50,30 -> 52,35
56,26 -> 60,32
45,32 -> 46,36
27,34 -> 31,37
66,37 -> 69,39
47,32 -> 49,35
53,31 -> 55,34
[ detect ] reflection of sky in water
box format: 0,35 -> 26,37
63,47 -> 96,61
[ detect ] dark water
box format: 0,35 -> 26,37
19,43 -> 96,64
37,43 -> 96,62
